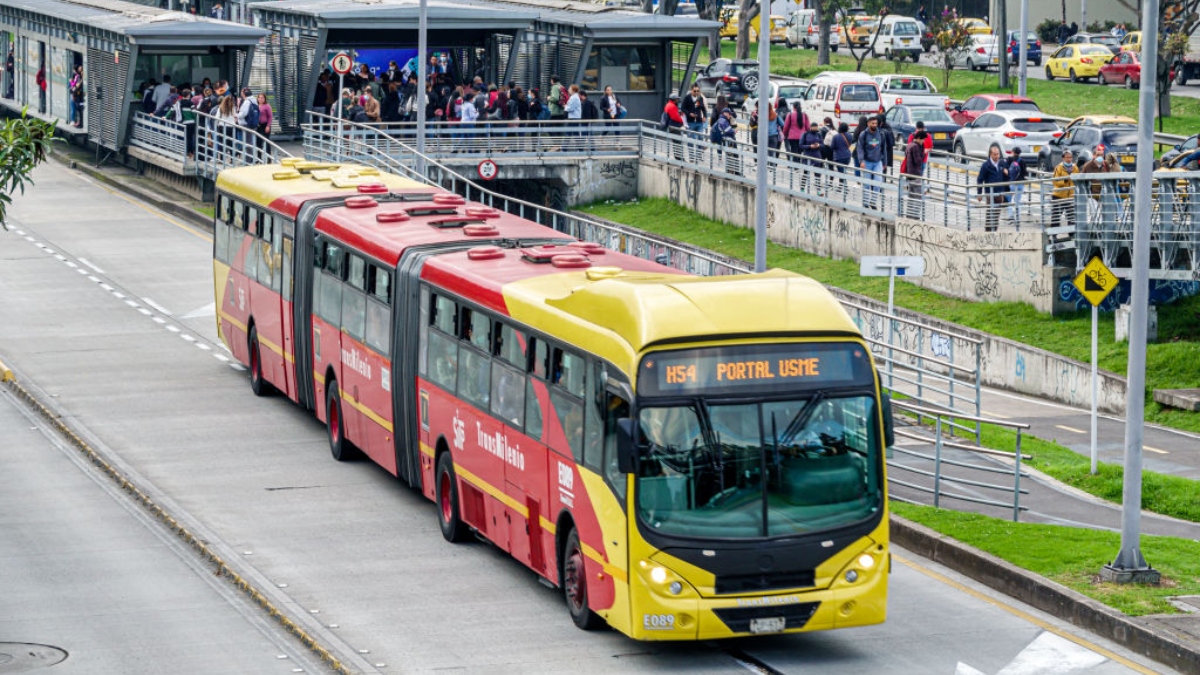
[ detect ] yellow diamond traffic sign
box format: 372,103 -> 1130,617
1073,257 -> 1118,307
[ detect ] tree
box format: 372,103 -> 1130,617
827,0 -> 889,72
928,9 -> 973,90
697,0 -> 722,61
735,0 -> 760,60
1155,1 -> 1200,121
0,110 -> 57,230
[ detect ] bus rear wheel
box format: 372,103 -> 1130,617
437,452 -> 469,542
248,326 -> 273,397
563,527 -> 604,630
326,380 -> 356,462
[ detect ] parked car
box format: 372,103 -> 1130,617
919,21 -> 935,52
719,13 -> 786,42
1098,50 -> 1144,88
1064,32 -> 1122,56
1005,30 -> 1042,66
693,58 -> 760,107
1060,114 -> 1138,136
950,94 -> 1040,126
846,15 -> 879,47
950,34 -> 1001,71
1038,123 -> 1139,171
872,15 -> 923,62
884,104 -> 962,152
1158,132 -> 1200,168
1121,30 -> 1143,53
873,74 -> 948,110
800,71 -> 882,126
785,9 -> 841,51
941,16 -> 991,37
953,110 -> 1062,166
1045,44 -> 1114,83
744,80 -> 808,114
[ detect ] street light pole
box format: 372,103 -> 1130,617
754,7 -> 770,273
1101,0 -> 1160,586
417,0 -> 427,176
997,0 -> 1009,89
1018,0 -> 1029,96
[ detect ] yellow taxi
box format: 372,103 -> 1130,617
1120,31 -> 1142,53
1044,43 -> 1115,83
1062,114 -> 1137,132
720,12 -> 787,43
955,17 -> 992,35
847,15 -> 879,46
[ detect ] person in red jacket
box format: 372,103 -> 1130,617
663,93 -> 685,160
781,102 -> 807,157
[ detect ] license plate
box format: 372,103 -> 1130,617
934,133 -> 947,140
1122,156 -> 1135,164
990,58 -> 998,64
902,39 -> 911,44
749,617 -> 786,634
1033,145 -> 1042,152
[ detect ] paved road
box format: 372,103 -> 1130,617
0,159 -> 1177,674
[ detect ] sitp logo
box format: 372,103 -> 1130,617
452,410 -> 466,451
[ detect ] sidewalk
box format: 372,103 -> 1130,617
42,143 -> 1200,675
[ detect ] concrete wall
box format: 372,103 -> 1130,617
638,158 -> 1072,314
437,157 -> 639,209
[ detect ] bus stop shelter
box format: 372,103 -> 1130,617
0,0 -> 266,153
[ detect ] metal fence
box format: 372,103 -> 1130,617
129,112 -> 189,158
127,110 -> 294,175
888,400 -> 1031,522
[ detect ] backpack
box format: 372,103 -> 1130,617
710,123 -> 722,144
558,85 -> 570,108
244,99 -> 260,128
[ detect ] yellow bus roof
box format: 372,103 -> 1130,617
503,268 -> 863,371
214,162 -> 426,214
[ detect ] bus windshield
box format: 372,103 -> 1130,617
634,343 -> 883,539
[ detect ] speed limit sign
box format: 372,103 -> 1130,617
477,159 -> 498,181
330,51 -> 353,76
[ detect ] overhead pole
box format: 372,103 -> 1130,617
997,0 -> 1009,89
1101,0 -> 1161,586
754,5 -> 770,273
417,0 -> 428,176
1018,0 -> 1029,96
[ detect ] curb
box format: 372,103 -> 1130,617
48,148 -> 212,231
0,358 -> 11,383
892,515 -> 1200,675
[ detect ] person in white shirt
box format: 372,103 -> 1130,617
152,75 -> 172,112
236,87 -> 255,127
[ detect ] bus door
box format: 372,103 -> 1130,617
278,222 -> 297,400
249,208 -> 289,397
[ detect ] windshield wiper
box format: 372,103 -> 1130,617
779,391 -> 827,447
694,398 -> 723,471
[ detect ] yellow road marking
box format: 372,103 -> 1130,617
895,553 -> 1161,675
1056,424 -> 1086,434
986,411 -> 1011,419
1144,446 -> 1168,455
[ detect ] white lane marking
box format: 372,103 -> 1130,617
99,283 -> 113,291
1144,446 -> 1169,455
196,343 -> 211,351
1055,425 -> 1086,434
957,631 -> 1109,674
78,258 -> 105,274
986,411 -> 1011,419
75,268 -> 88,275
138,308 -> 152,316
213,354 -> 230,362
142,297 -> 172,315
124,299 -> 140,309
152,317 -> 166,325
112,291 -> 125,299
165,325 -> 181,333
181,334 -> 196,343
15,229 -> 25,235
54,253 -> 66,261
65,261 -> 77,268
87,275 -> 99,283
182,302 -> 216,319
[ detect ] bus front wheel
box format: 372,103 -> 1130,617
437,452 -> 469,542
326,380 -> 356,462
563,528 -> 604,630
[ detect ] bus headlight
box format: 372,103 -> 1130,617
650,566 -> 668,584
638,559 -> 693,597
845,569 -> 859,583
858,554 -> 876,570
669,581 -> 683,595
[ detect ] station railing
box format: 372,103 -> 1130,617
129,112 -> 189,159
127,110 -> 293,177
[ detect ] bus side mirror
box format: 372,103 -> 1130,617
882,394 -> 895,458
616,418 -> 638,474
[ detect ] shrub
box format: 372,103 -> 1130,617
1036,18 -> 1064,44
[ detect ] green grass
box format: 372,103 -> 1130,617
892,502 -> 1200,616
195,205 -> 215,219
719,42 -> 1200,135
579,198 -> 1200,434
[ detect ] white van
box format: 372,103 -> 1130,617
871,15 -> 923,62
800,72 -> 882,127
785,9 -> 840,51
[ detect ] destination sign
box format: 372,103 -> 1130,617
640,343 -> 872,396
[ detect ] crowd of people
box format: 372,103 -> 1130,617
138,74 -> 273,159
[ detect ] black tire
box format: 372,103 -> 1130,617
912,51 -> 920,63
885,49 -> 893,61
1176,66 -> 1187,86
436,452 -> 470,542
563,527 -> 604,630
741,73 -> 759,93
326,380 -> 356,462
832,46 -> 839,53
1069,68 -> 1078,83
1125,75 -> 1134,90
1040,156 -> 1051,172
248,326 -> 273,397
1045,65 -> 1054,81
1034,58 -> 1041,67
954,139 -> 966,157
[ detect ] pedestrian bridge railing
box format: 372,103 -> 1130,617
127,110 -> 293,177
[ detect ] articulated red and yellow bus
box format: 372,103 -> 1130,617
213,160 -> 895,640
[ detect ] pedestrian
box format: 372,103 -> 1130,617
782,101 -> 805,156
69,65 -> 84,128
681,83 -> 708,138
799,120 -> 825,192
711,107 -> 739,174
215,94 -> 237,157
580,88 -> 599,150
210,2 -> 224,20
877,112 -> 895,174
856,116 -> 886,208
363,87 -> 381,122
662,93 -> 685,160
153,74 -> 173,112
830,122 -> 853,197
528,88 -> 547,122
1051,149 -> 1078,229
918,4 -> 928,23
256,93 -> 273,155
548,75 -> 567,121
565,84 -> 582,147
852,115 -> 870,172
766,103 -> 782,156
903,130 -> 927,219
1080,144 -> 1107,200
599,85 -> 622,126
1007,146 -> 1028,221
976,143 -> 1010,232
4,48 -> 14,99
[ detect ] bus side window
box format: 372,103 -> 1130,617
418,286 -> 430,376
432,294 -> 456,334
583,360 -> 604,472
490,361 -> 524,428
427,294 -> 459,390
314,241 -> 344,326
342,255 -> 367,342
602,392 -> 630,502
214,212 -> 230,264
246,206 -> 260,238
553,348 -> 585,398
493,322 -> 526,367
531,339 -> 548,379
257,213 -> 276,291
280,236 -> 294,302
525,379 -> 544,441
242,207 -> 259,282
232,200 -> 245,230
550,389 -> 584,462
461,307 -> 489,351
365,265 -> 391,354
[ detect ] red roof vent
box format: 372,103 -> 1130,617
551,254 -> 592,269
520,245 -> 571,263
467,246 -> 505,261
428,217 -> 487,229
463,223 -> 500,237
433,193 -> 466,206
569,241 -> 606,255
357,183 -> 389,194
344,196 -> 379,209
376,211 -> 410,224
465,206 -> 501,219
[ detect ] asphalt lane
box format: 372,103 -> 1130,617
0,160 -> 1178,674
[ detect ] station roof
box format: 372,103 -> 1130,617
0,0 -> 269,46
252,0 -> 717,39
